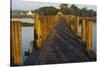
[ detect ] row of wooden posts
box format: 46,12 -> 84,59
34,13 -> 57,48
10,14 -> 57,65
34,14 -> 94,49
66,15 -> 94,49
11,13 -> 94,65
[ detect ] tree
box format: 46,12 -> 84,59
59,4 -> 68,9
80,7 -> 88,17
37,6 -> 59,16
59,4 -> 70,14
70,4 -> 80,16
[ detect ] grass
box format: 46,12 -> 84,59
22,23 -> 34,27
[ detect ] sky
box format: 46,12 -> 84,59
12,0 -> 96,11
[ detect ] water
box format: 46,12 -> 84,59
92,23 -> 96,53
12,18 -> 34,23
22,27 -> 34,62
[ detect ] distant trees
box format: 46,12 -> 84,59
36,6 -> 59,16
70,4 -> 80,16
59,4 -> 96,17
12,4 -> 96,17
59,4 -> 71,15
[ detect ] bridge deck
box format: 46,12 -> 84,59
24,16 -> 94,65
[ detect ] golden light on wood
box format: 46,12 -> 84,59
11,21 -> 23,65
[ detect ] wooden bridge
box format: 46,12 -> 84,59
10,12 -> 96,66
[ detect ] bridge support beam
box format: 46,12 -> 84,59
76,16 -> 80,35
73,16 -> 77,33
81,17 -> 86,43
34,13 -> 41,48
44,17 -> 47,40
11,21 -> 23,65
86,20 -> 93,49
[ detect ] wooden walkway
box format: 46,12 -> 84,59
24,15 -> 95,65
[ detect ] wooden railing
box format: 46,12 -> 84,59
11,20 -> 35,65
66,15 -> 94,49
34,13 -> 57,48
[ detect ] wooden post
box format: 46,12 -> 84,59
11,21 -> 23,65
70,16 -> 73,30
50,16 -> 52,30
86,20 -> 93,49
76,16 -> 80,35
81,17 -> 86,42
44,17 -> 47,40
47,16 -> 49,35
34,13 -> 41,48
49,16 -> 51,30
66,16 -> 69,24
71,16 -> 75,32
40,16 -> 44,41
74,16 -> 77,33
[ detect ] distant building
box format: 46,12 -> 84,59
57,11 -> 63,16
26,11 -> 35,15
20,12 -> 24,15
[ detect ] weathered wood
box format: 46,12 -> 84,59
86,20 -> 93,49
76,16 -> 80,36
24,15 -> 96,65
74,16 -> 77,33
81,17 -> 86,42
71,16 -> 75,32
44,17 -> 47,40
11,21 -> 23,65
34,13 -> 41,48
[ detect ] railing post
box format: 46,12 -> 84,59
70,16 -> 73,31
76,16 -> 80,35
81,17 -> 86,43
34,13 -> 41,48
86,20 -> 93,49
11,21 -> 23,65
40,16 -> 44,41
44,17 -> 47,40
74,16 -> 77,33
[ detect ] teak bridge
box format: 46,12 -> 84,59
11,12 -> 96,66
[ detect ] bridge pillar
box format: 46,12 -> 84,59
74,16 -> 77,33
70,16 -> 74,31
76,16 -> 80,35
47,17 -> 49,35
40,16 -> 44,43
86,20 -> 93,49
11,21 -> 23,65
81,17 -> 86,43
44,17 -> 47,40
34,13 -> 41,48
66,16 -> 71,28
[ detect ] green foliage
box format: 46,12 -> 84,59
59,4 -> 70,14
59,4 -> 96,17
37,6 -> 59,16
22,23 -> 34,27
